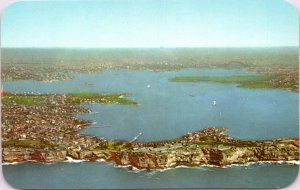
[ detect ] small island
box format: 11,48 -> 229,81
2,92 -> 299,171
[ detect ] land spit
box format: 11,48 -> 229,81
1,48 -> 299,91
1,93 -> 299,171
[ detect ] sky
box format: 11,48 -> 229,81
1,0 -> 299,48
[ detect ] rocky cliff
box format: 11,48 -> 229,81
2,128 -> 299,170
99,139 -> 299,170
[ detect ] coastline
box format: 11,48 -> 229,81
1,92 -> 299,171
2,159 -> 299,172
2,127 -> 299,171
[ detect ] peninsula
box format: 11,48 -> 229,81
2,48 -> 298,91
1,92 -> 299,171
169,74 -> 298,91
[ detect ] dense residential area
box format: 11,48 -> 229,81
1,92 -> 299,170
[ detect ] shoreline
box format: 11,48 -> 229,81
2,127 -> 299,171
2,48 -> 298,92
2,93 -> 299,171
2,160 -> 299,172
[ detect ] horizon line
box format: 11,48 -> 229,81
1,46 -> 299,49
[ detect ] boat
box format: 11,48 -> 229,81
211,100 -> 217,106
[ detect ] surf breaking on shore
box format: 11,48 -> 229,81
1,92 -> 299,171
2,127 -> 299,171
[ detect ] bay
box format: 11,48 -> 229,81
2,68 -> 299,189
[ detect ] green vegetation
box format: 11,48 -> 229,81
222,140 -> 257,147
2,139 -> 54,149
2,93 -> 45,106
238,82 -> 294,90
168,74 -> 297,90
169,75 -> 272,83
66,92 -> 138,105
95,141 -> 132,151
2,92 -> 139,106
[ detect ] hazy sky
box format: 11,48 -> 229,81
1,0 -> 299,48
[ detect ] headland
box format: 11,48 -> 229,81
2,93 -> 299,171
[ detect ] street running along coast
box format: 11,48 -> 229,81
1,92 -> 299,171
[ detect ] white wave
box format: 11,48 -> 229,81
1,162 -> 21,166
96,159 -> 106,162
265,160 -> 300,165
65,156 -> 86,163
285,160 -> 300,165
114,164 -> 131,168
89,112 -> 99,115
128,160 -> 300,173
222,160 -> 300,168
131,166 -> 141,171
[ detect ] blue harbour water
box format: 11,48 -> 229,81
3,162 -> 299,189
2,69 -> 299,189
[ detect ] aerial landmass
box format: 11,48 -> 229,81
2,91 -> 299,171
